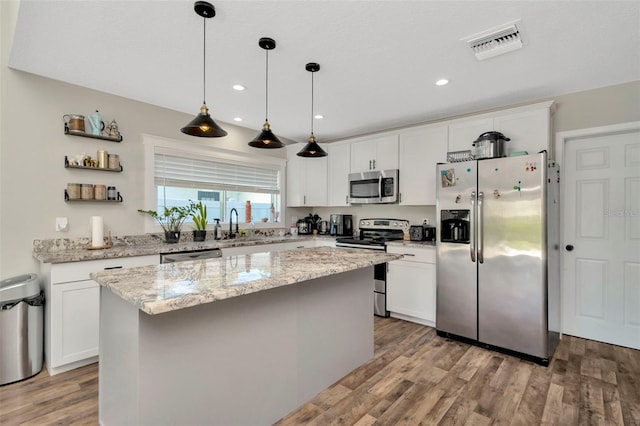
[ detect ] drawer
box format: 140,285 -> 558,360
51,255 -> 158,284
386,245 -> 435,263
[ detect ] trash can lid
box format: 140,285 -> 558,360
0,273 -> 40,304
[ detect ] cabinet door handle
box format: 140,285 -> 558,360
303,195 -> 306,205
372,159 -> 376,169
104,266 -> 123,270
403,253 -> 416,256
346,195 -> 349,204
369,160 -> 372,170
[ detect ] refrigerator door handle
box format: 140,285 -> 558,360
470,191 -> 476,262
478,191 -> 484,263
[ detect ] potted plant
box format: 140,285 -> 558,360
138,205 -> 193,243
190,200 -> 208,242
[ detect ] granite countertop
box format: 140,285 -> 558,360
91,247 -> 401,315
385,240 -> 436,248
33,234 -> 335,264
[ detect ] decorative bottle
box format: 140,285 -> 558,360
245,201 -> 252,223
214,219 -> 221,240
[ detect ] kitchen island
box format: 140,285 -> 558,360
91,247 -> 401,426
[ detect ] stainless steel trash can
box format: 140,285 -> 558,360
0,273 -> 44,385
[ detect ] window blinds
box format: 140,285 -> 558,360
154,152 -> 280,194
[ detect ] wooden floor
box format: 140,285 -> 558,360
1,317 -> 638,425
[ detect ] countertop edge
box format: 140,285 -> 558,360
91,248 -> 401,315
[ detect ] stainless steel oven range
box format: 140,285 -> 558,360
335,218 -> 409,317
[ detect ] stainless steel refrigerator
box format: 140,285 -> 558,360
436,152 -> 560,365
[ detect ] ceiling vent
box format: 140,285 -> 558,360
463,21 -> 524,61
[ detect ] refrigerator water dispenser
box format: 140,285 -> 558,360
440,210 -> 470,243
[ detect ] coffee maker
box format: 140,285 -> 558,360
329,214 -> 353,236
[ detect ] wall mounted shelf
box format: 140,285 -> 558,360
64,156 -> 123,172
64,125 -> 123,142
64,189 -> 123,203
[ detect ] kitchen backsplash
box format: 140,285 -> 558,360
302,205 -> 437,229
33,228 -> 288,252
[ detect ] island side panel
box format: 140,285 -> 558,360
296,267 -> 374,405
137,283 -> 300,426
99,266 -> 375,426
99,288 -> 141,425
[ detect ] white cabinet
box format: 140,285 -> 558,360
448,117 -> 494,153
327,143 -> 351,206
286,144 -> 328,207
386,245 -> 436,326
42,255 -> 158,375
398,125 -> 448,205
493,107 -> 551,154
350,134 -> 399,173
448,101 -> 553,155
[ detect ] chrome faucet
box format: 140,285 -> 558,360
229,208 -> 239,239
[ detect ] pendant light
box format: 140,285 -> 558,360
249,37 -> 285,149
297,62 -> 327,157
180,1 -> 227,138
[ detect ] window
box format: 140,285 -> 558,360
143,135 -> 285,230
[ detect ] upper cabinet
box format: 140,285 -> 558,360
492,106 -> 551,154
399,124 -> 448,205
350,135 -> 399,173
448,117 -> 494,152
327,143 -> 351,207
448,101 -> 553,155
286,144 -> 328,207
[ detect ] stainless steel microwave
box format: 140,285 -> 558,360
348,169 -> 399,204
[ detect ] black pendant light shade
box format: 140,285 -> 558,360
297,62 -> 327,157
181,103 -> 227,137
181,1 -> 227,138
249,37 -> 285,148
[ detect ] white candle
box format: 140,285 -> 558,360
91,216 -> 104,247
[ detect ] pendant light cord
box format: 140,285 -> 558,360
265,48 -> 269,121
202,17 -> 206,105
310,70 -> 314,136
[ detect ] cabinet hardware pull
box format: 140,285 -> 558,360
403,253 -> 416,256
104,266 -> 123,270
372,159 -> 376,169
369,160 -> 372,170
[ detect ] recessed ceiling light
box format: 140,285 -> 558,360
314,114 -> 324,119
436,79 -> 449,86
233,117 -> 243,122
232,84 -> 246,91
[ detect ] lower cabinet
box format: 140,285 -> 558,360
41,255 -> 158,375
50,279 -> 100,369
386,245 -> 436,327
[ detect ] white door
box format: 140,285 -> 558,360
562,125 -> 640,349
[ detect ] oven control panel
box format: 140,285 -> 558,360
359,218 -> 409,231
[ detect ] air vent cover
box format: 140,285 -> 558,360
463,21 -> 524,61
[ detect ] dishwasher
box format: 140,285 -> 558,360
160,248 -> 222,263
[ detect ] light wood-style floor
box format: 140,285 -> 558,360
1,317 -> 638,425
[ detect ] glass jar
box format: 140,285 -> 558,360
94,184 -> 106,200
67,183 -> 81,199
81,184 -> 94,200
107,186 -> 117,201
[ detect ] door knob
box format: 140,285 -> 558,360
565,244 -> 574,251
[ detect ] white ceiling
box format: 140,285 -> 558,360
9,0 -> 640,143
